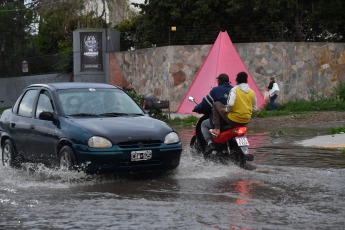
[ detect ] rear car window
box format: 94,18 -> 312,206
18,89 -> 38,117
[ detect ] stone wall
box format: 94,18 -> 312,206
112,42 -> 345,112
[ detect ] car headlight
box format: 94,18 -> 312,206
88,136 -> 112,148
164,132 -> 180,144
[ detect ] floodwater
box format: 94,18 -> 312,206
1,127 -> 345,230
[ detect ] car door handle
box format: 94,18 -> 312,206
10,122 -> 16,128
30,125 -> 35,130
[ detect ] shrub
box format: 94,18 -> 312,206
334,82 -> 345,101
127,91 -> 145,106
127,91 -> 168,122
327,125 -> 345,135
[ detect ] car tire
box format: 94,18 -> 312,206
58,146 -> 77,171
2,139 -> 20,167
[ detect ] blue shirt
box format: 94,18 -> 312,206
193,82 -> 233,114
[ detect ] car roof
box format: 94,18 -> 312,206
28,82 -> 120,91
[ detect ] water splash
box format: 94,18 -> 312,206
0,162 -> 93,189
172,147 -> 244,179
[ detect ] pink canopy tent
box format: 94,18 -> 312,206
177,31 -> 265,114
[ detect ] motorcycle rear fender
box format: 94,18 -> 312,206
214,127 -> 247,144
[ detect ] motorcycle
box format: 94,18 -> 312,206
189,96 -> 254,167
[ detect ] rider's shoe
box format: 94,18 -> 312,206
204,143 -> 215,155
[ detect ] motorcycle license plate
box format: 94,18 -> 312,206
235,136 -> 249,146
131,150 -> 152,161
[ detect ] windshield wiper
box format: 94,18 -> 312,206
99,112 -> 129,117
68,113 -> 99,117
132,113 -> 145,116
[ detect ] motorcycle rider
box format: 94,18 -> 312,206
210,72 -> 257,137
192,73 -> 233,153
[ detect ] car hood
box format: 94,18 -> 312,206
69,116 -> 174,144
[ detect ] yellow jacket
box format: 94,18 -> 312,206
226,84 -> 257,123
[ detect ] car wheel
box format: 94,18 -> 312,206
59,146 -> 77,171
2,139 -> 20,167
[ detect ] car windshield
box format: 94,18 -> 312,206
57,88 -> 144,116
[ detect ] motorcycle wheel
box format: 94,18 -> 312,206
190,135 -> 203,154
229,144 -> 246,167
236,147 -> 246,167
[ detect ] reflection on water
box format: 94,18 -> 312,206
0,126 -> 345,229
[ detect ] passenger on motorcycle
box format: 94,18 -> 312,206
210,72 -> 257,137
192,73 -> 233,153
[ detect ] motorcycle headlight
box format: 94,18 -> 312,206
88,136 -> 112,148
164,132 -> 180,144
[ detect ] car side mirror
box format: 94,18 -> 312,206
39,111 -> 58,122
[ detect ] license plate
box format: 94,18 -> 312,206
131,150 -> 152,161
235,136 -> 249,146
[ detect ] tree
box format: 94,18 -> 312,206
0,0 -> 36,59
0,1 -> 37,77
35,0 -> 111,77
34,0 -> 84,54
114,0 -> 345,50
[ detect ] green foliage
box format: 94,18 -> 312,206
114,17 -> 145,50
126,91 -> 168,121
0,107 -> 10,115
327,125 -> 345,135
334,82 -> 345,101
327,124 -> 345,154
253,82 -> 345,118
0,1 -> 36,60
252,109 -> 292,118
35,1 -> 84,54
168,116 -> 199,127
54,39 -> 74,75
281,99 -> 345,112
54,51 -> 73,75
2,0 -> 345,62
148,109 -> 169,122
115,0 -> 345,50
127,91 -> 145,106
35,0 -> 108,55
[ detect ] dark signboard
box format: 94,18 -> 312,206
80,32 -> 103,71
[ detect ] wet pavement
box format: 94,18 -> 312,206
296,133 -> 345,150
1,126 -> 345,229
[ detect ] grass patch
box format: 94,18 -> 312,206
281,99 -> 345,112
342,149 -> 345,155
167,115 -> 199,127
252,109 -> 293,118
327,125 -> 345,135
0,107 -> 10,115
253,94 -> 345,119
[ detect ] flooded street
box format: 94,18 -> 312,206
1,127 -> 345,229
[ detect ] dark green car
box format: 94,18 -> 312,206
0,82 -> 182,173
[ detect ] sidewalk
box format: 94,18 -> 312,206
295,133 -> 345,150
